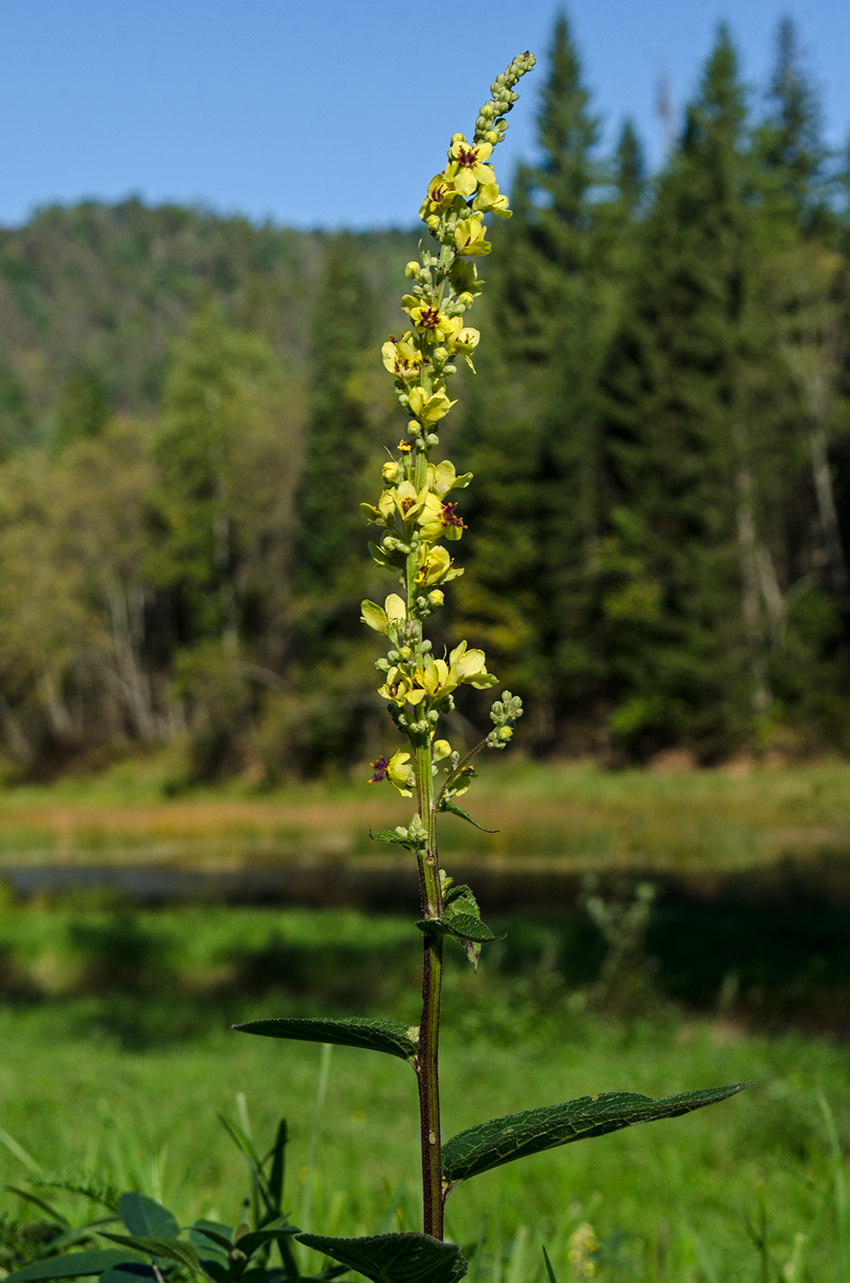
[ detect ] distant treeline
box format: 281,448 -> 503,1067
0,12 -> 848,781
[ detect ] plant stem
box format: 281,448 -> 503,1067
414,740 -> 444,1240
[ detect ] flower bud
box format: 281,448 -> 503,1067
399,646 -> 412,660
382,461 -> 400,484
427,590 -> 444,609
433,346 -> 448,363
498,726 -> 513,741
433,739 -> 452,760
404,261 -> 420,279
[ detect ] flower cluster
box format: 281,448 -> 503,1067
361,53 -> 533,799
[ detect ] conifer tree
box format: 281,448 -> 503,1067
455,10 -> 609,746
600,26 -> 760,758
296,233 -> 375,597
758,17 -> 830,227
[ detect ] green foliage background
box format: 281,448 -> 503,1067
0,14 -> 848,781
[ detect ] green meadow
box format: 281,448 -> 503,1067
0,762 -> 845,1280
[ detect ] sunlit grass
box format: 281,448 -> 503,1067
0,758 -> 845,871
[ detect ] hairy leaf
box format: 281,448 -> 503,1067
438,801 -> 497,833
369,829 -> 422,851
442,1084 -> 753,1185
119,1192 -> 179,1240
297,1231 -> 467,1283
233,1016 -> 419,1062
5,1251 -> 147,1281
416,885 -> 504,970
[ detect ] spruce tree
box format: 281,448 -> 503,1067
599,26 -> 760,758
758,17 -> 830,227
295,233 -> 375,597
455,10 -> 609,747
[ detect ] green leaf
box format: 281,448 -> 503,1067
541,1246 -> 559,1283
442,1083 -> 753,1187
297,1231 -> 467,1283
119,1192 -> 180,1240
233,1017 -> 419,1062
437,802 -> 497,833
369,829 -> 421,851
189,1220 -> 235,1251
416,885 -> 504,970
233,1221 -> 300,1260
4,1251 -> 146,1281
99,1233 -> 201,1273
98,1268 -> 156,1283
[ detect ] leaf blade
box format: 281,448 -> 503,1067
98,1232 -> 201,1272
296,1231 -> 467,1283
437,802 -> 497,833
119,1192 -> 179,1240
442,1083 -> 753,1186
5,1251 -> 147,1281
233,1017 -> 419,1062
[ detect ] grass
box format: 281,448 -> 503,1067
0,994 -> 847,1281
0,758 -> 844,871
0,898 -> 845,1279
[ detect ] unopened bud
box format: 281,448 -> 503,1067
428,590 -> 444,609
382,461 -> 400,483
404,261 -> 420,279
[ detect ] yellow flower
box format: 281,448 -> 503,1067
415,543 -> 465,587
400,296 -> 456,342
390,480 -> 428,522
445,134 -> 496,197
446,319 -> 481,371
454,215 -> 491,257
447,639 -> 498,689
418,492 -> 467,542
418,173 -> 458,221
473,181 -> 512,219
408,642 -> 498,706
426,458 -> 473,498
378,667 -> 416,707
408,386 -> 457,426
368,749 -> 415,797
382,334 -> 423,382
398,439 -> 412,453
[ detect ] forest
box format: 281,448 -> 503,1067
0,13 -> 848,782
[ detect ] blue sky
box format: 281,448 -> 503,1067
1,0 -> 848,230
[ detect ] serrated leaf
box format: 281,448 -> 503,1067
438,802 -> 497,833
369,829 -> 421,851
233,1017 -> 419,1062
442,1083 -> 753,1187
119,1192 -> 179,1240
99,1232 -> 201,1272
416,885 -> 504,970
5,1251 -> 147,1281
297,1231 -> 467,1283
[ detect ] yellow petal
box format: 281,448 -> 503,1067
384,593 -> 407,624
360,600 -> 389,634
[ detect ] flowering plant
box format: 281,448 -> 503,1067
233,55 -> 750,1283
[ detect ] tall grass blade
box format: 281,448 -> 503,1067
300,1043 -> 333,1236
818,1093 -> 847,1283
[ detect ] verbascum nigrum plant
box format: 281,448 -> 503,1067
3,53 -> 752,1283
233,52 -> 751,1283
